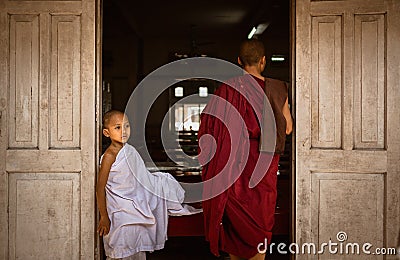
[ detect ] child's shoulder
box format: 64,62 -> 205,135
101,146 -> 120,165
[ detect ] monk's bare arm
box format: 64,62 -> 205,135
282,97 -> 293,134
96,152 -> 115,236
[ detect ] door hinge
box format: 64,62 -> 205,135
94,246 -> 99,259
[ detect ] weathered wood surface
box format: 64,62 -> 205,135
0,0 -> 97,258
296,0 -> 400,259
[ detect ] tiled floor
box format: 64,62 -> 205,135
146,236 -> 291,260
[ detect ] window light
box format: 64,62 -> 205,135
199,87 -> 208,97
175,87 -> 183,97
271,55 -> 286,62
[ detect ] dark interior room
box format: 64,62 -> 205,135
102,1 -> 291,259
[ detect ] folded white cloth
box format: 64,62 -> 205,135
103,144 -> 202,259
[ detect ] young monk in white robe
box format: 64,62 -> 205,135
97,110 -> 201,260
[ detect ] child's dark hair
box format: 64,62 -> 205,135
102,110 -> 124,129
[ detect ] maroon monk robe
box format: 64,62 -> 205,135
198,74 -> 279,259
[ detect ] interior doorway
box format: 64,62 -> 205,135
99,0 -> 294,259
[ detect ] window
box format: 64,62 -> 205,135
199,86 -> 208,97
169,79 -> 218,132
174,86 -> 184,97
174,103 -> 206,131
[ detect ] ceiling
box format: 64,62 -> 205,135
108,0 -> 290,40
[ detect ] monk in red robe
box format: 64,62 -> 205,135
198,39 -> 293,260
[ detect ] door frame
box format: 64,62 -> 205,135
290,0 -> 297,259
95,0 -> 103,258
94,1 -> 298,258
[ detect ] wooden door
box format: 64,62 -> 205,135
295,0 -> 400,259
0,0 -> 97,258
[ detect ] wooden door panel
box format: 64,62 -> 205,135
50,14 -> 81,149
8,173 -> 80,259
310,172 -> 385,259
0,0 -> 96,259
311,15 -> 342,149
354,14 -> 386,149
9,14 -> 40,149
296,0 -> 400,258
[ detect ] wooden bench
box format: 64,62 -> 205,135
167,177 -> 290,237
168,209 -> 289,237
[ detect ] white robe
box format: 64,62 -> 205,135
102,144 -> 201,258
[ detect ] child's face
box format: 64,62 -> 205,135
103,113 -> 130,144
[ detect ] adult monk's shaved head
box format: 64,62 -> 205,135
238,39 -> 265,66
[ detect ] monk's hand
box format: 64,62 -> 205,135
97,216 -> 110,236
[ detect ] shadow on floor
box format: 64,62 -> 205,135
146,235 -> 291,260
